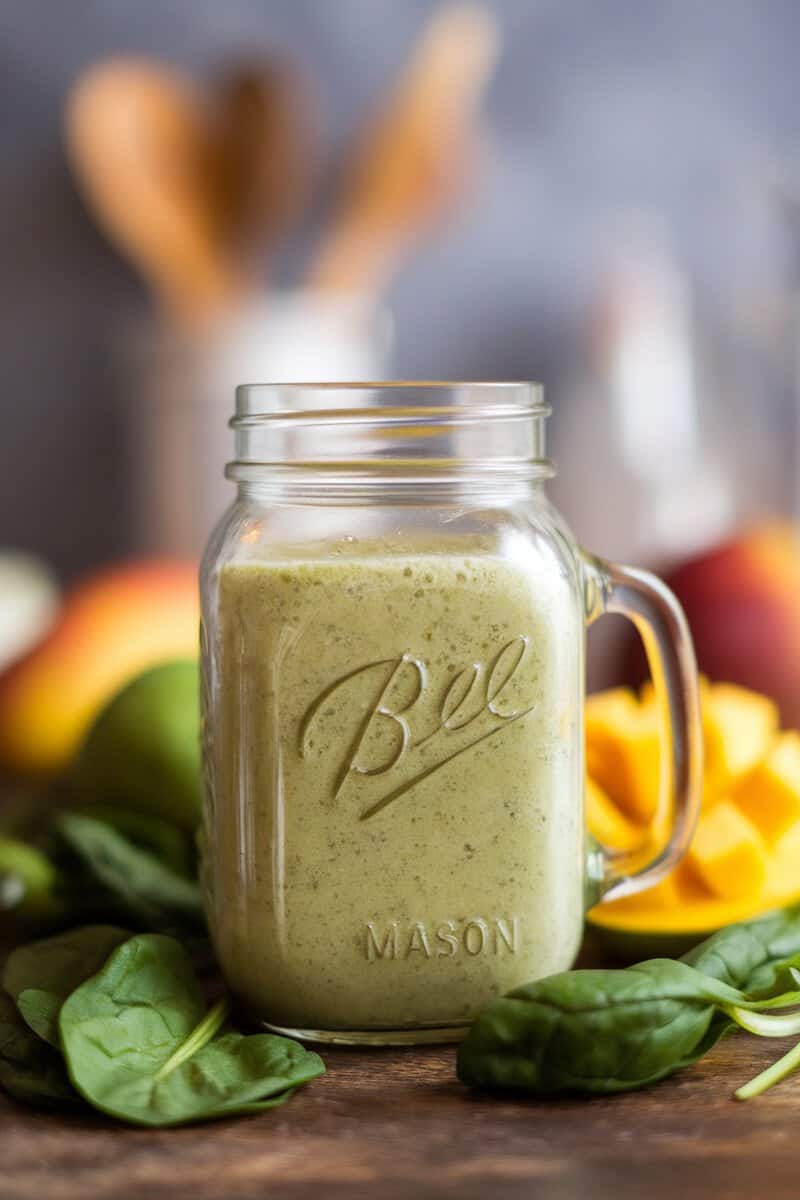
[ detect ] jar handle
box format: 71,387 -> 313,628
581,551 -> 704,904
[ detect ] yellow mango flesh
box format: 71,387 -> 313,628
731,732 -> 800,845
586,680 -> 800,938
585,777 -> 643,852
591,825 -> 800,935
586,689 -> 660,824
703,683 -> 779,801
686,801 -> 767,900
618,861 -> 710,910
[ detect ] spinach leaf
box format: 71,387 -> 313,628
679,906 -> 800,1054
57,814 -> 203,930
59,933 -> 325,1127
683,905 -> 800,996
457,910 -> 800,1098
457,958 -> 762,1095
0,994 -> 76,1108
67,804 -> 195,877
4,925 -> 129,1047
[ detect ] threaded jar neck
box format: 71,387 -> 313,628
227,382 -> 552,503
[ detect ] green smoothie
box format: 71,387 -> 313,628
202,536 -> 584,1035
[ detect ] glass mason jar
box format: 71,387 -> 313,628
200,382 -> 703,1045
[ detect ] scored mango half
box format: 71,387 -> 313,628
586,678 -> 800,955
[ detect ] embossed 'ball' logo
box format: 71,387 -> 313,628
299,636 -> 535,819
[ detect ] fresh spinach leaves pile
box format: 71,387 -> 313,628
0,800 -> 324,1127
457,905 -> 800,1099
1,800 -> 206,943
0,926 -> 324,1126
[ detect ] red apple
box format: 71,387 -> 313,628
665,522 -> 800,728
0,559 -> 198,774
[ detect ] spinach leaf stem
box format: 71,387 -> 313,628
153,996 -> 230,1081
735,1040 -> 800,1100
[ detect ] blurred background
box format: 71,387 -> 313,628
4,0 -> 800,568
3,0 -> 800,758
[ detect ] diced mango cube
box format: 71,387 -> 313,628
687,800 -> 767,900
673,859 -> 716,904
703,683 -> 779,800
626,861 -> 711,911
641,677 -> 779,807
586,689 -> 637,785
585,777 -> 643,851
633,871 -> 683,910
586,689 -> 660,823
731,732 -> 800,845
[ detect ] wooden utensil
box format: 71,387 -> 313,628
307,1 -> 500,295
65,57 -> 243,328
209,59 -> 316,278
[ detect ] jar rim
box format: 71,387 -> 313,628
228,382 -> 552,495
234,380 -> 547,421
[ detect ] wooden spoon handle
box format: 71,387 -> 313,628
65,57 -> 244,329
308,1 -> 500,294
208,59 -> 317,269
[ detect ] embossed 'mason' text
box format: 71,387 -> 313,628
365,917 -> 520,961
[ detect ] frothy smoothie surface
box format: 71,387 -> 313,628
203,536 -> 584,1034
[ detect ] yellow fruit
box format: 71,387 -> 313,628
586,689 -> 660,823
0,560 -> 198,774
585,680 -> 800,959
618,862 -> 709,911
585,777 -> 643,851
703,683 -> 779,801
731,732 -> 800,845
686,801 -> 767,900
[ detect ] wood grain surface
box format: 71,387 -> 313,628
4,1027 -> 800,1200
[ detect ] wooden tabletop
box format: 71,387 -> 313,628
4,1026 -> 800,1200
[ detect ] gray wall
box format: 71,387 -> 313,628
3,0 -> 798,576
